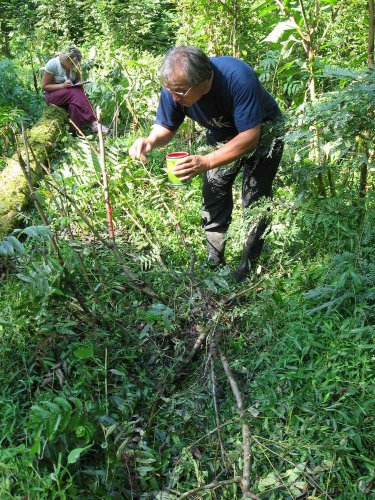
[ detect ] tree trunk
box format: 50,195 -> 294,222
0,106 -> 67,238
368,0 -> 374,68
306,42 -> 326,197
359,0 -> 374,197
0,24 -> 12,58
358,132 -> 370,198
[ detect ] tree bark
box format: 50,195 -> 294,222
0,106 -> 67,238
368,0 -> 374,68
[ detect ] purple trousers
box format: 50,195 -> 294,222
45,87 -> 96,135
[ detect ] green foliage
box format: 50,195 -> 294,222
0,1 -> 374,497
1,124 -> 373,497
285,68 -> 374,195
83,46 -> 162,129
0,59 -> 42,119
0,59 -> 43,157
27,396 -> 95,458
0,235 -> 25,257
91,0 -> 175,52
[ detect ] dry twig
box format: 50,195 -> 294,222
97,107 -> 115,241
177,476 -> 242,499
209,333 -> 227,465
219,349 -> 259,500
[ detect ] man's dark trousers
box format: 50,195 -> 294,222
202,139 -> 284,261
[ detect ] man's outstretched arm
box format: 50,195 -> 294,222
129,125 -> 177,161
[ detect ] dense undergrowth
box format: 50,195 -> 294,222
0,16 -> 374,496
0,119 -> 374,497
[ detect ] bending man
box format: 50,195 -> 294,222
129,46 -> 283,281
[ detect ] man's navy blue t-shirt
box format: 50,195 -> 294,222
155,56 -> 281,142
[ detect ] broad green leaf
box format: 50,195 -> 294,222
0,317 -> 11,326
6,236 -> 24,255
74,345 -> 94,359
23,225 -> 52,239
264,21 -> 296,43
67,445 -> 92,464
0,241 -> 14,255
259,4 -> 278,17
249,0 -> 270,12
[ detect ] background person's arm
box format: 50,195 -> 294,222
173,126 -> 260,181
42,71 -> 72,91
129,125 -> 177,161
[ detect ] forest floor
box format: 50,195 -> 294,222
0,128 -> 374,498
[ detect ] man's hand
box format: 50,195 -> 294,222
129,138 -> 153,162
173,155 -> 211,181
63,79 -> 73,88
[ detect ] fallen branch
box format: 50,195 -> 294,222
173,312 -> 220,383
177,476 -> 242,499
146,310 -> 220,426
209,333 -> 227,464
97,107 -> 115,240
219,350 -> 259,500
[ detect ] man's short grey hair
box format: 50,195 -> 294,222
160,46 -> 212,86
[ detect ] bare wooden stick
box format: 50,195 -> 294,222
177,476 -> 242,499
97,107 -> 115,240
219,349 -> 258,500
172,327 -> 210,383
173,312 -> 220,383
147,312 -> 221,425
209,335 -> 227,464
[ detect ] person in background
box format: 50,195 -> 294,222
42,46 -> 108,135
129,46 -> 284,282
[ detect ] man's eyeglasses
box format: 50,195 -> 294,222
164,85 -> 193,97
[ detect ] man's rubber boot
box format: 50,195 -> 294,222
232,258 -> 253,283
205,231 -> 226,268
232,236 -> 263,283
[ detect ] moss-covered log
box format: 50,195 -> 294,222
0,106 -> 67,238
